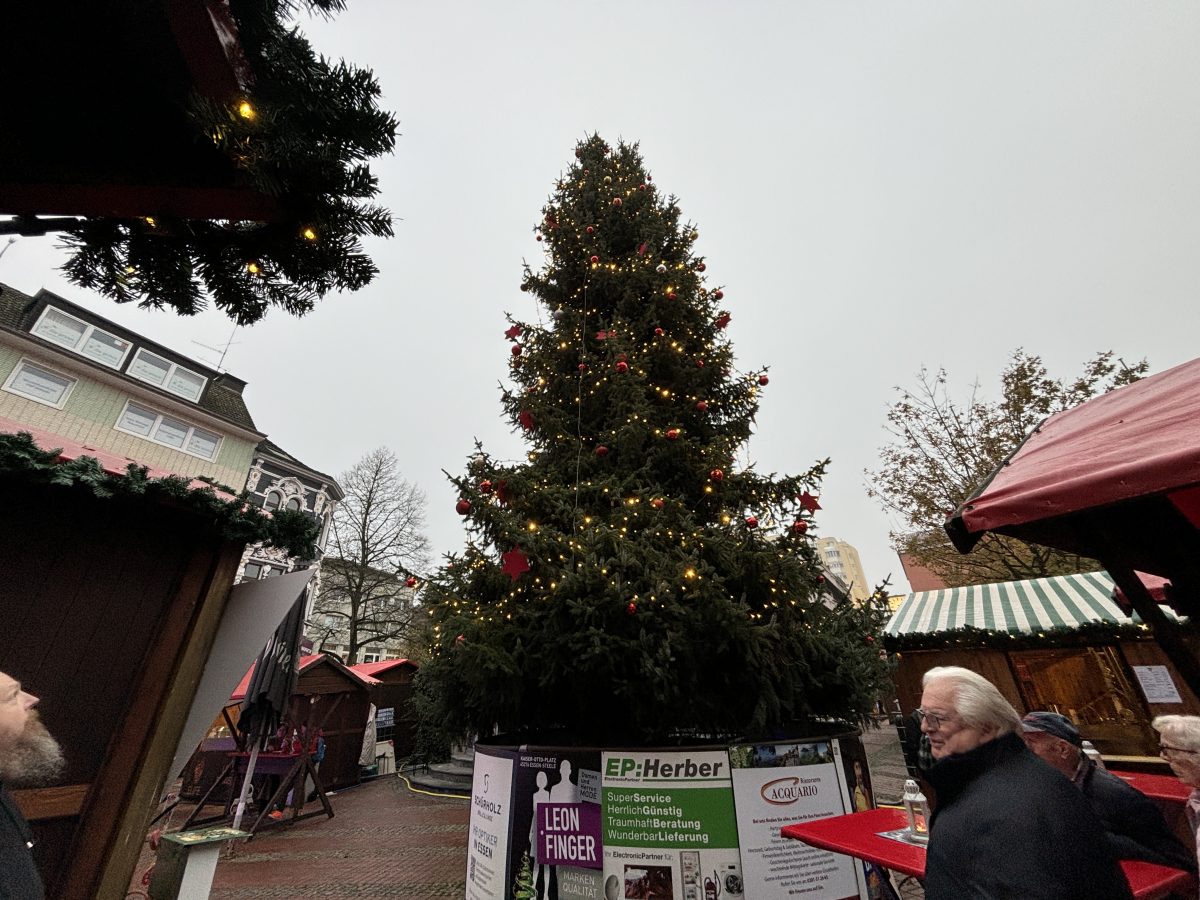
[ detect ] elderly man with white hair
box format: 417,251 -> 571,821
918,666 -> 1132,899
0,670 -> 65,900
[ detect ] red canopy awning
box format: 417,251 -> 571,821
948,356 -> 1200,546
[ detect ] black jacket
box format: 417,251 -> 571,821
0,784 -> 42,900
924,732 -> 1133,900
1080,761 -> 1197,872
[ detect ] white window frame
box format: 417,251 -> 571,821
2,358 -> 78,409
31,306 -> 134,370
114,399 -> 224,461
126,348 -> 208,402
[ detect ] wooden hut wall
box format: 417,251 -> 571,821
892,649 -> 1024,718
369,664 -> 417,759
288,660 -> 370,791
1119,641 -> 1200,718
0,479 -> 240,899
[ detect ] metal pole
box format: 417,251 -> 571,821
230,731 -> 263,832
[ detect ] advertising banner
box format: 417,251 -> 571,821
513,748 -> 605,899
467,747 -> 517,900
729,740 -> 864,899
601,750 -> 742,900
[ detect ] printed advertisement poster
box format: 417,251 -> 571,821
467,747 -> 517,900
836,740 -> 900,900
729,740 -> 864,899
513,748 -> 605,900
601,750 -> 742,900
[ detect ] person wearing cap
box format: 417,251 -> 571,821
1022,711 -> 1195,873
918,666 -> 1132,900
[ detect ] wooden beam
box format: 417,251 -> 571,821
11,783 -> 89,821
0,183 -> 285,223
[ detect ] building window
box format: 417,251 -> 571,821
264,490 -> 283,511
243,562 -> 264,580
127,349 -> 207,402
31,306 -> 132,369
362,652 -> 380,663
115,400 -> 223,460
285,496 -> 302,512
2,359 -> 77,409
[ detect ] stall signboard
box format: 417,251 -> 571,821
513,748 -> 604,899
467,747 -> 517,900
729,740 -> 865,899
601,750 -> 742,900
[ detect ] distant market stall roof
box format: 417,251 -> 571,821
884,571 -> 1175,639
231,653 -> 379,701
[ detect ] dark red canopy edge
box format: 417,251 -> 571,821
947,356 -> 1200,551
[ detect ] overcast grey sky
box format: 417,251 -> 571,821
4,1 -> 1200,592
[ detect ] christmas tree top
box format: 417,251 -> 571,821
419,135 -> 888,746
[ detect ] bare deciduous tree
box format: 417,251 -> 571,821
868,350 -> 1147,587
310,447 -> 430,664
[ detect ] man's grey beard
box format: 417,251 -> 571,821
0,713 -> 65,788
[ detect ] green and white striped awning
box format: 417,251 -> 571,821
885,571 -> 1133,637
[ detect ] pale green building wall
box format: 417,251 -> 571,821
0,344 -> 254,487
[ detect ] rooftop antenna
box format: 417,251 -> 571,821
191,323 -> 241,371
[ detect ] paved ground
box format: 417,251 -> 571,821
129,724 -> 921,899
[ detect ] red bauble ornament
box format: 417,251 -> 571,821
406,576 -> 418,588
695,359 -> 705,368
586,225 -> 595,234
615,361 -> 629,374
480,480 -> 493,494
595,445 -> 609,457
710,468 -> 724,481
578,363 -> 588,372
695,400 -> 708,412
626,602 -> 637,615
697,262 -> 706,272
650,498 -> 665,509
613,197 -> 623,207
816,574 -> 826,584
792,519 -> 808,534
666,291 -> 677,300
745,515 -> 759,529
866,635 -> 875,644
535,233 -> 543,242
520,282 -> 530,292
758,374 -> 769,386
455,499 -> 471,515
511,344 -> 522,356
455,634 -> 466,645
590,255 -> 600,264
713,290 -> 724,300
665,428 -> 680,440
654,327 -> 664,337
639,183 -> 647,191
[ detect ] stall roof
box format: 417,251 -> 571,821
349,659 -> 417,678
231,653 -> 378,701
946,356 -> 1200,551
885,571 -> 1156,637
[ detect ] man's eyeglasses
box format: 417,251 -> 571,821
1159,744 -> 1200,757
915,708 -> 954,730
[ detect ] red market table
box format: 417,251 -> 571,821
1110,770 -> 1192,804
781,807 -> 1195,900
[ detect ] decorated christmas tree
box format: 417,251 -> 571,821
419,136 -> 889,747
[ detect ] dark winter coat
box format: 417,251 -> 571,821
924,732 -> 1133,900
1079,760 -> 1197,872
0,784 -> 42,900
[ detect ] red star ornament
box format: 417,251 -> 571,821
519,409 -> 535,432
501,548 -> 531,582
504,324 -> 522,340
495,480 -> 510,505
595,330 -> 610,341
798,492 -> 822,513
637,242 -> 648,256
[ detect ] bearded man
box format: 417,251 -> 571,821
0,670 -> 65,900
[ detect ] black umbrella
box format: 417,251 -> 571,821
232,589 -> 306,828
238,591 -> 306,741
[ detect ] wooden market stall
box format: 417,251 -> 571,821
349,658 -> 419,761
886,571 -> 1200,760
